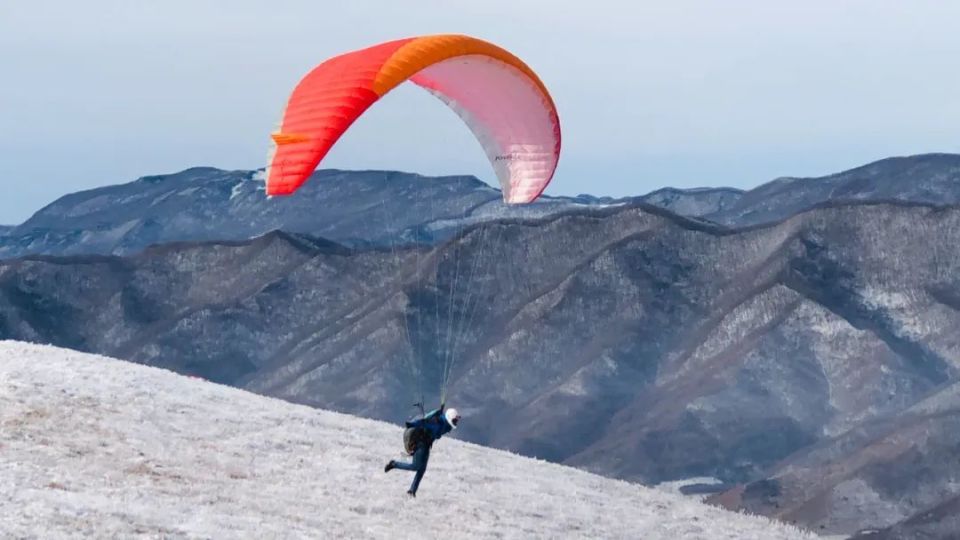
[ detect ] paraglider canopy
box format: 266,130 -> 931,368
266,34 -> 561,204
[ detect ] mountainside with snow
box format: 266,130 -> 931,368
712,377 -> 960,535
708,153 -> 960,226
2,199 -> 959,536
0,166 -> 744,260
0,168 -> 631,259
2,153 -> 959,261
641,186 -> 744,218
0,341 -> 817,539
0,168 -> 500,257
852,495 -> 960,539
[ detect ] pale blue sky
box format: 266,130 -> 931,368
2,1 -> 959,224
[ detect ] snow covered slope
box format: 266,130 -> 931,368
0,341 -> 817,539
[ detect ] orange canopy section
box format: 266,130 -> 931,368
266,34 -> 561,204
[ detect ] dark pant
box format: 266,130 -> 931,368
393,444 -> 431,494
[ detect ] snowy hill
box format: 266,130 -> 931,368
0,341 -> 817,539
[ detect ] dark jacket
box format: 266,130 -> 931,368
404,408 -> 452,451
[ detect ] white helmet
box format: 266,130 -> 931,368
444,408 -> 461,429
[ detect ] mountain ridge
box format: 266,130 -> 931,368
3,153 -> 959,261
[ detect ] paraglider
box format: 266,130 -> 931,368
266,34 -> 561,203
264,34 -> 559,496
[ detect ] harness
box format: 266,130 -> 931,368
403,426 -> 430,455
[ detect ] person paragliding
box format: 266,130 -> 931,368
264,34 -> 559,497
384,405 -> 461,497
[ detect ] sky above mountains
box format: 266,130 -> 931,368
2,0 -> 959,224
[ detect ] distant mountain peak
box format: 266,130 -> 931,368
707,152 -> 960,226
